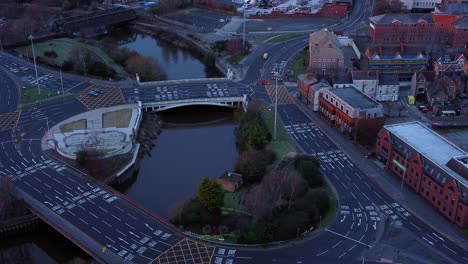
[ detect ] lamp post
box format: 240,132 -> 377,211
29,34 -> 41,95
60,69 -> 64,99
243,3 -> 247,48
45,117 -> 50,141
273,71 -> 278,141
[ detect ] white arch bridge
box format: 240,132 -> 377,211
141,95 -> 249,112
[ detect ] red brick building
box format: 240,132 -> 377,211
297,74 -> 331,111
369,13 -> 435,45
318,87 -> 385,141
376,122 -> 468,228
432,3 -> 468,47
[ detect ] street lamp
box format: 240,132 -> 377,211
45,117 -> 51,142
273,71 -> 278,141
59,68 -> 65,99
243,3 -> 247,48
29,34 -> 41,96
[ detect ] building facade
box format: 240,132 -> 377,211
318,87 -> 385,140
351,71 -> 379,99
309,28 -> 345,76
376,122 -> 468,228
400,0 -> 442,11
376,74 -> 400,102
432,2 -> 468,48
297,74 -> 331,111
369,13 -> 435,45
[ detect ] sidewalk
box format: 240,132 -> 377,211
290,93 -> 468,251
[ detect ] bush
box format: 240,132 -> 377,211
235,149 -> 276,183
237,222 -> 274,244
272,210 -> 310,241
44,50 -> 58,58
295,189 -> 330,218
294,157 -> 323,187
170,198 -> 220,227
237,115 -> 271,150
197,177 -> 224,211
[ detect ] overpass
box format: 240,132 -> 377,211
53,7 -> 137,34
141,95 -> 249,112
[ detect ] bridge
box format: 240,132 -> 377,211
53,7 -> 137,34
141,95 -> 249,112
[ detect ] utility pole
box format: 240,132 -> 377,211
274,71 -> 278,141
29,34 -> 41,95
60,68 -> 64,99
46,117 -> 50,141
243,4 -> 246,48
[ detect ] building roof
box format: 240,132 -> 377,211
218,172 -> 243,183
379,74 -> 399,85
351,70 -> 378,80
365,46 -> 427,60
297,74 -> 318,86
369,13 -> 434,25
309,28 -> 344,59
452,16 -> 468,29
435,2 -> 468,15
384,121 -> 468,187
332,87 -> 381,110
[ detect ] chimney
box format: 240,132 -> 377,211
328,43 -> 333,48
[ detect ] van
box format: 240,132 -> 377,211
441,110 -> 456,117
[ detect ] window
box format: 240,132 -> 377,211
451,200 -> 454,205
421,187 -> 424,192
313,58 -> 316,62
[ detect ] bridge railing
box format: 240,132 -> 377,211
142,96 -> 245,107
137,77 -> 230,87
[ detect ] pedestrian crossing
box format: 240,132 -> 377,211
264,85 -> 293,105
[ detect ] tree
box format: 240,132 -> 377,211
235,149 -> 275,183
294,157 -> 323,188
237,115 -> 271,150
197,177 -> 224,211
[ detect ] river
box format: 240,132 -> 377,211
0,29 -> 235,263
102,28 -> 222,80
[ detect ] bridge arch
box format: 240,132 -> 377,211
141,96 -> 249,112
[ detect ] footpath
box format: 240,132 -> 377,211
288,91 -> 468,251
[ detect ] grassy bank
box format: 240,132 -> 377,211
17,38 -> 127,77
21,86 -> 57,103
260,104 -> 296,167
290,49 -> 309,81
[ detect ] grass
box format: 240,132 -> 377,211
261,104 -> 297,168
223,188 -> 246,212
227,53 -> 246,65
17,38 -> 127,77
21,85 -> 57,103
102,109 -> 132,128
22,95 -> 75,109
60,119 -> 87,133
290,49 -> 309,81
268,34 -> 302,43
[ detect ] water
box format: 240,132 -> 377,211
118,106 -> 239,219
103,28 -> 221,80
2,106 -> 238,263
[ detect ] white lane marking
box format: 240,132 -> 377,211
359,234 -> 364,241
364,182 -> 371,188
89,212 -> 98,218
341,182 -> 348,189
127,213 -> 137,220
79,218 -> 88,225
98,205 -> 108,213
33,187 -> 42,194
362,193 -> 370,201
350,192 -> 356,199
92,227 -> 101,234
325,229 -> 372,248
350,221 -> 354,229
316,250 -> 328,256
373,191 -> 382,199
139,255 -> 152,261
112,214 -> 121,221
105,236 -> 116,243
102,221 -> 112,228
432,233 -> 445,241
410,221 -> 422,231
332,241 -> 342,248
442,244 -> 456,254
422,237 -> 434,246
365,223 -> 368,232
157,240 -> 172,247
125,223 -> 135,230
352,183 -> 360,190
115,205 -> 124,212
348,245 -> 356,251
68,210 -> 76,216
116,229 -> 127,237
338,252 -> 346,259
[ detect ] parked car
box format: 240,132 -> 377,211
260,79 -> 270,85
88,90 -> 99,97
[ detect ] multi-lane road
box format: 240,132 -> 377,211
1,0 -> 467,263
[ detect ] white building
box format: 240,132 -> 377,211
400,0 -> 442,11
376,75 -> 399,102
351,71 -> 379,100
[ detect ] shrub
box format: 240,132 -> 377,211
237,116 -> 271,150
294,157 -> 323,187
197,177 -> 224,211
235,149 -> 276,183
44,50 -> 57,58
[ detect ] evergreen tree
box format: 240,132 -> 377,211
197,177 -> 224,211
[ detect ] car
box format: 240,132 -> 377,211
88,90 -> 99,97
421,108 -> 432,113
270,75 -> 276,80
92,88 -> 102,94
260,79 -> 270,85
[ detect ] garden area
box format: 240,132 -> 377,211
210,38 -> 252,65
16,38 -> 127,79
289,48 -> 309,82
169,101 -> 337,244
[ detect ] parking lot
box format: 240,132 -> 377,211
163,8 -> 231,32
0,111 -> 20,131
77,84 -> 125,110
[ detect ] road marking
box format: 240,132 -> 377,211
365,223 -> 368,232
350,192 -> 356,199
92,227 -> 101,234
79,218 -> 88,225
362,193 -> 370,201
442,244 -> 456,254
364,182 -> 371,188
422,237 -> 434,246
373,191 -> 382,199
89,212 -> 98,218
409,221 -> 422,231
316,250 -> 328,256
359,234 -> 364,241
338,252 -> 346,259
432,233 -> 445,241
341,182 -> 348,189
348,245 -> 356,251
102,221 -> 112,228
106,236 -> 116,243
325,229 -> 372,248
98,205 -> 108,213
115,205 -> 124,212
332,241 -> 342,248
33,187 -> 42,194
116,229 -> 127,237
139,254 -> 152,261
112,214 -> 121,221
157,240 -> 172,247
125,223 -> 135,230
352,183 -> 360,190
127,213 -> 137,220
68,211 -> 76,216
